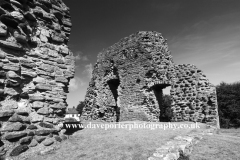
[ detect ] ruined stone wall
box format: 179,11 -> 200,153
170,64 -> 219,126
0,0 -> 74,157
84,31 -> 174,122
83,31 -> 219,127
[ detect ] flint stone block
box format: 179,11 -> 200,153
28,139 -> 38,147
4,87 -> 20,96
33,77 -> 46,84
39,64 -> 55,73
37,107 -> 50,115
20,136 -> 33,145
52,10 -> 63,19
29,95 -> 45,101
64,70 -> 74,78
28,130 -> 35,136
32,101 -> 44,109
27,125 -> 38,130
21,70 -> 37,78
0,40 -> 23,51
14,106 -> 31,115
36,84 -> 52,91
48,49 -> 58,57
0,110 -> 14,117
15,33 -> 28,44
10,145 -> 29,156
20,59 -> 36,68
42,138 -> 54,146
56,64 -> 67,69
59,46 -> 69,55
60,135 -> 67,141
4,132 -> 27,140
49,102 -> 66,109
19,115 -> 30,123
0,122 -> 24,132
0,22 -> 7,36
55,76 -> 68,83
24,11 -> 37,21
39,122 -> 54,128
29,112 -> 44,123
34,136 -> 46,143
8,114 -> 23,122
62,19 -> 72,27
54,136 -> 62,142
35,129 -> 57,136
10,11 -> 25,21
6,71 -> 20,79
3,63 -> 20,71
0,71 -> 5,77
40,34 -> 48,42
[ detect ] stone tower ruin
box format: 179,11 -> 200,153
0,0 -> 74,156
83,31 -> 219,127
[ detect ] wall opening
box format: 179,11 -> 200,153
107,79 -> 120,122
152,84 -> 172,122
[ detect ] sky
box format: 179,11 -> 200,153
62,0 -> 240,108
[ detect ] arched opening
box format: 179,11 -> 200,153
107,79 -> 120,122
152,84 -> 172,122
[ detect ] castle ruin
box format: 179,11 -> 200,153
0,0 -> 74,156
83,31 -> 219,128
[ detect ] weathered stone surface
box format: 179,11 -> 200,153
39,146 -> 57,155
35,129 -> 57,136
29,95 -> 45,101
8,114 -> 23,122
37,107 -> 50,115
10,145 -> 29,156
49,102 -> 66,109
39,122 -> 54,128
60,135 -> 67,141
0,0 -> 74,155
4,132 -> 27,140
32,101 -> 44,109
10,11 -> 25,21
14,106 -> 31,115
36,84 -> 52,91
0,110 -> 14,117
0,22 -> 7,36
4,87 -> 21,96
29,112 -> 44,123
19,115 -> 30,123
55,76 -> 68,83
42,138 -> 54,146
28,139 -> 38,147
34,136 -> 46,143
54,136 -> 62,142
0,40 -> 23,51
0,122 -> 24,132
83,31 -> 219,127
27,125 -> 38,130
19,136 -> 32,145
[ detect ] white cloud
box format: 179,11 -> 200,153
69,77 -> 85,91
74,51 -> 89,61
75,54 -> 81,60
83,63 -> 93,79
82,55 -> 89,61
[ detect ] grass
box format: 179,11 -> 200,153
190,128 -> 240,160
17,121 -> 206,160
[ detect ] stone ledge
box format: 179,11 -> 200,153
148,126 -> 218,160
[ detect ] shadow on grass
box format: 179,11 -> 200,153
63,122 -> 84,138
178,155 -> 190,160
